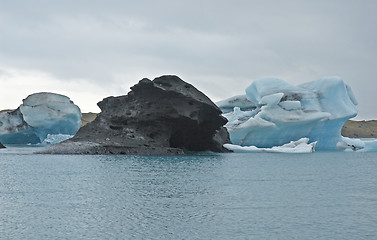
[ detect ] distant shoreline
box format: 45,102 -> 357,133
342,120 -> 377,138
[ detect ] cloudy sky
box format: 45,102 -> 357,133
1,0 -> 376,119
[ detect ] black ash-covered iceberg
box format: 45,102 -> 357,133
40,75 -> 230,155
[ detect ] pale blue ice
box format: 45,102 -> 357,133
217,77 -> 372,151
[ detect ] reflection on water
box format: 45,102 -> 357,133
1,151 -> 377,239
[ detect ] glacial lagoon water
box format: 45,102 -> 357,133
1,147 -> 377,239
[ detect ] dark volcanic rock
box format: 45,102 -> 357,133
41,75 -> 230,155
0,141 -> 5,148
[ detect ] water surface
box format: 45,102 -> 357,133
1,148 -> 377,239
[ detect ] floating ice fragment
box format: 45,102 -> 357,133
224,138 -> 316,153
41,134 -> 74,145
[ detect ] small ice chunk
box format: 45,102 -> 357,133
223,138 -> 316,153
41,134 -> 74,145
258,93 -> 284,106
362,139 -> 377,152
216,94 -> 256,113
337,138 -> 377,152
245,78 -> 303,104
279,101 -> 301,110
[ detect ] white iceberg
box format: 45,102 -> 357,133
224,138 -> 316,153
41,134 -> 75,145
216,94 -> 256,113
337,137 -> 377,152
218,77 -> 358,151
0,92 -> 81,144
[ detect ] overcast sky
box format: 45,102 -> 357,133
0,0 -> 376,119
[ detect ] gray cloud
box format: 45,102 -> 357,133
0,0 -> 376,118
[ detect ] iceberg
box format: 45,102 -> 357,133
41,134 -> 75,145
0,92 -> 81,144
361,139 -> 377,152
224,138 -> 316,153
336,137 -> 377,152
216,95 -> 256,113
218,77 -> 358,151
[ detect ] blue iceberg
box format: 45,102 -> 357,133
217,77 -> 359,151
0,92 -> 81,144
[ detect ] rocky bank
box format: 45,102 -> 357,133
40,75 -> 230,155
341,120 -> 377,138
